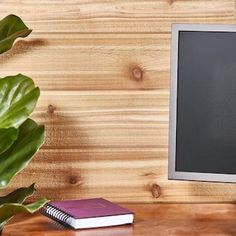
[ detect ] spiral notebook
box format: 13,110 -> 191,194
41,198 -> 134,229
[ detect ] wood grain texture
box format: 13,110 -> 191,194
6,148 -> 236,203
5,203 -> 236,235
0,0 -> 234,33
0,34 -> 170,90
1,0 -> 236,203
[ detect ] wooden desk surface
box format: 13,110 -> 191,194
4,203 -> 236,236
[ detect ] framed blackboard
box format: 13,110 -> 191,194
169,24 -> 236,182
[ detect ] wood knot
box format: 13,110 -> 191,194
69,175 -> 79,185
168,0 -> 175,5
47,104 -> 56,114
132,67 -> 143,81
151,184 -> 161,198
143,172 -> 156,177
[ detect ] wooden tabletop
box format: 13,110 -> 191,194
4,203 -> 236,236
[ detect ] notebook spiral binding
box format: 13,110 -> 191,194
40,203 -> 72,227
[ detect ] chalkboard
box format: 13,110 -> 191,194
176,31 -> 236,174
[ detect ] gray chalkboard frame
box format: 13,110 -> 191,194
168,24 -> 236,183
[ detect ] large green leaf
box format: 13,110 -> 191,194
0,183 -> 35,205
0,74 -> 39,129
0,198 -> 48,227
0,119 -> 45,188
0,183 -> 47,227
0,128 -> 18,155
0,14 -> 32,54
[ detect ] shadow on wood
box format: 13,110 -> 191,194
0,39 -> 48,68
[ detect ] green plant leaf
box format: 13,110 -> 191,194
0,74 -> 40,129
0,14 -> 32,54
0,198 -> 48,226
0,184 -> 48,227
0,119 -> 45,188
0,183 -> 35,205
0,127 -> 18,155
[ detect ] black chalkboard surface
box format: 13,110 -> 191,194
176,31 -> 236,174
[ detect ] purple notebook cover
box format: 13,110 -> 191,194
49,198 -> 134,219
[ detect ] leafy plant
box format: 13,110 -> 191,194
0,15 -> 48,233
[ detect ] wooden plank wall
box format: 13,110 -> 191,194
1,0 -> 236,203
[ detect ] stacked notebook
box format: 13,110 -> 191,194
41,198 -> 134,229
